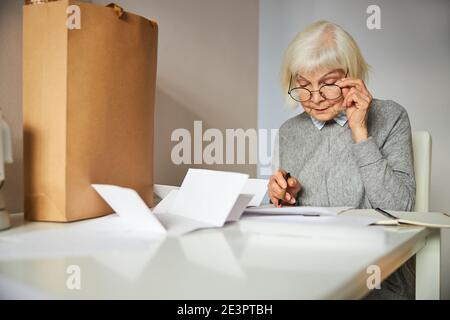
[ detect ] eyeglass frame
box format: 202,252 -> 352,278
287,69 -> 349,102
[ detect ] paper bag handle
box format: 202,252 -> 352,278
106,3 -> 125,18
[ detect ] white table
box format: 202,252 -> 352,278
0,211 -> 445,299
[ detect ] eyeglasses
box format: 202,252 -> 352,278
288,70 -> 348,102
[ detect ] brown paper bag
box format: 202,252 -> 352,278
23,1 -> 157,222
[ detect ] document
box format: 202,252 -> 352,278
341,209 -> 450,228
153,178 -> 267,210
167,169 -> 249,226
152,173 -> 267,224
154,213 -> 214,237
92,184 -> 167,234
243,205 -> 352,216
153,184 -> 179,200
241,214 -> 378,226
92,169 -> 252,236
153,189 -> 179,215
242,178 -> 269,207
226,194 -> 254,222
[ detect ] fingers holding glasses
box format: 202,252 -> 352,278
336,78 -> 369,94
337,78 -> 372,143
343,87 -> 371,110
337,78 -> 372,101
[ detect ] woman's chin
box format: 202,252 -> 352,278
311,110 -> 335,121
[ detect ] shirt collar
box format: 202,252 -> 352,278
310,112 -> 348,130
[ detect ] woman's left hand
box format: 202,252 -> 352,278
336,77 -> 373,143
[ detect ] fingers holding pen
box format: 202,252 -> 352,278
267,170 -> 301,207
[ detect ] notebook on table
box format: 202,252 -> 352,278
340,208 -> 450,228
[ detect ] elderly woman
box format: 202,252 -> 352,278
268,21 -> 416,299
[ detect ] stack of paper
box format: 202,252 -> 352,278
93,169 -> 269,236
341,209 -> 450,228
243,205 -> 352,216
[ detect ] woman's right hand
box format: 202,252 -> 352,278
267,169 -> 301,207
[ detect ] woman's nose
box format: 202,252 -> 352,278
310,91 -> 325,104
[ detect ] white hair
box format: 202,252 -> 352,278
280,20 -> 370,108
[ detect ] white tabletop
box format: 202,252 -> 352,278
0,212 -> 429,299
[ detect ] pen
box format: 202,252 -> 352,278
375,207 -> 398,220
277,172 -> 291,207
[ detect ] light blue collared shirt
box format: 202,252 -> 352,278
310,112 -> 348,130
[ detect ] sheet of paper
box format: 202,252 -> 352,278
154,213 -> 214,237
226,194 -> 253,222
168,169 -> 249,227
92,184 -> 167,234
153,184 -> 179,200
241,178 -> 268,207
341,209 -> 450,228
241,214 -> 378,226
243,205 -> 352,216
395,211 -> 450,228
154,181 -> 253,225
153,189 -> 179,215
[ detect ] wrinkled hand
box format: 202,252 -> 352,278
336,77 -> 373,143
267,169 -> 301,207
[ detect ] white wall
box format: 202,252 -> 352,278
1,0 -> 258,213
258,0 -> 450,213
94,0 -> 259,186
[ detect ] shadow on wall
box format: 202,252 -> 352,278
154,86 -> 198,186
154,86 -> 256,186
1,0 -> 23,214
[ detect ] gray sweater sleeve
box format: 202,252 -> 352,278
350,108 -> 416,211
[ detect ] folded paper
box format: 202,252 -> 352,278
92,169 -> 268,236
92,184 -> 166,234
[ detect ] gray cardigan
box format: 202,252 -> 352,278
275,98 -> 416,211
274,98 -> 416,299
